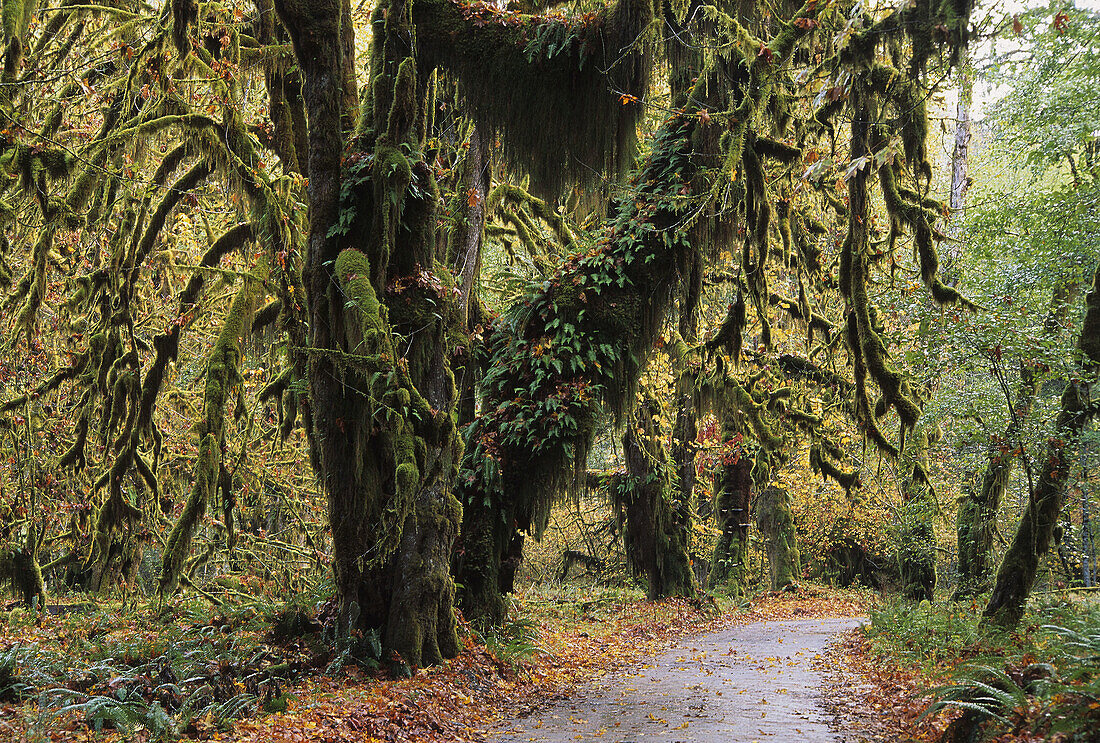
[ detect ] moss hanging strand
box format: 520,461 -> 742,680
159,261 -> 266,596
413,0 -> 654,195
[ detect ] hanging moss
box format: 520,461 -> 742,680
457,114 -> 700,559
159,259 -> 265,595
5,546 -> 45,608
171,0 -> 197,55
159,434 -> 218,595
705,291 -> 746,361
413,0 -> 653,195
125,159 -> 213,291
809,444 -> 860,491
489,183 -> 580,254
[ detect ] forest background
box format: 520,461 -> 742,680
0,0 -> 1098,740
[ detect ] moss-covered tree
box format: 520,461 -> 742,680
755,485 -> 800,590
456,0 -> 973,621
616,396 -> 696,599
0,0 -> 313,604
983,263 -> 1100,628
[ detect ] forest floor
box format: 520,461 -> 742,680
1,585 -> 946,743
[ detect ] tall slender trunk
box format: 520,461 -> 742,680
943,46 -> 971,284
673,252 -> 703,585
1082,437 -> 1096,587
955,280 -> 1079,599
984,264 -> 1100,628
898,428 -> 936,602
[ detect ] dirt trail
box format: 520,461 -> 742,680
492,616 -> 865,743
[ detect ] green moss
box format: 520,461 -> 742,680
617,397 -> 696,600
1,0 -> 29,39
756,486 -> 800,590
332,248 -> 447,565
382,57 -> 418,147
158,259 -> 265,595
159,433 -> 217,595
413,0 -> 653,195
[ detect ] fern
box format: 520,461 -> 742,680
0,647 -> 28,701
922,663 -> 1028,724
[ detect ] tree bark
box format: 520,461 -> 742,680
276,0 -> 461,668
620,398 -> 696,600
943,45 -> 971,283
756,486 -> 800,590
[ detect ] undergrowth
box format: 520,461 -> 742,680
867,595 -> 1100,742
0,581 -> 335,741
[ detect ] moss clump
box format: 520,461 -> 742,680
332,247 -> 456,570
413,0 -> 653,195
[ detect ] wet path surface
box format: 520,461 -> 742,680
493,616 -> 865,743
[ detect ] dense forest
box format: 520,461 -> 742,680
0,0 -> 1097,740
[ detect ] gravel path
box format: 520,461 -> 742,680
492,616 -> 865,743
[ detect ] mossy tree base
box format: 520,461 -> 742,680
2,548 -> 46,608
756,486 -> 801,590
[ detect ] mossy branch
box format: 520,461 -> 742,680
159,257 -> 267,596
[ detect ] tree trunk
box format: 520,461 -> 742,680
943,45 -> 971,283
710,453 -> 752,593
897,428 -> 936,603
275,0 -> 461,669
984,264 -> 1100,628
756,486 -> 800,590
455,494 -> 510,626
4,546 -> 45,608
619,398 -> 696,600
673,248 -> 704,586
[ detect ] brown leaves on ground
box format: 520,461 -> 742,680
227,587 -> 871,743
0,586 -> 873,743
819,627 -> 957,743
